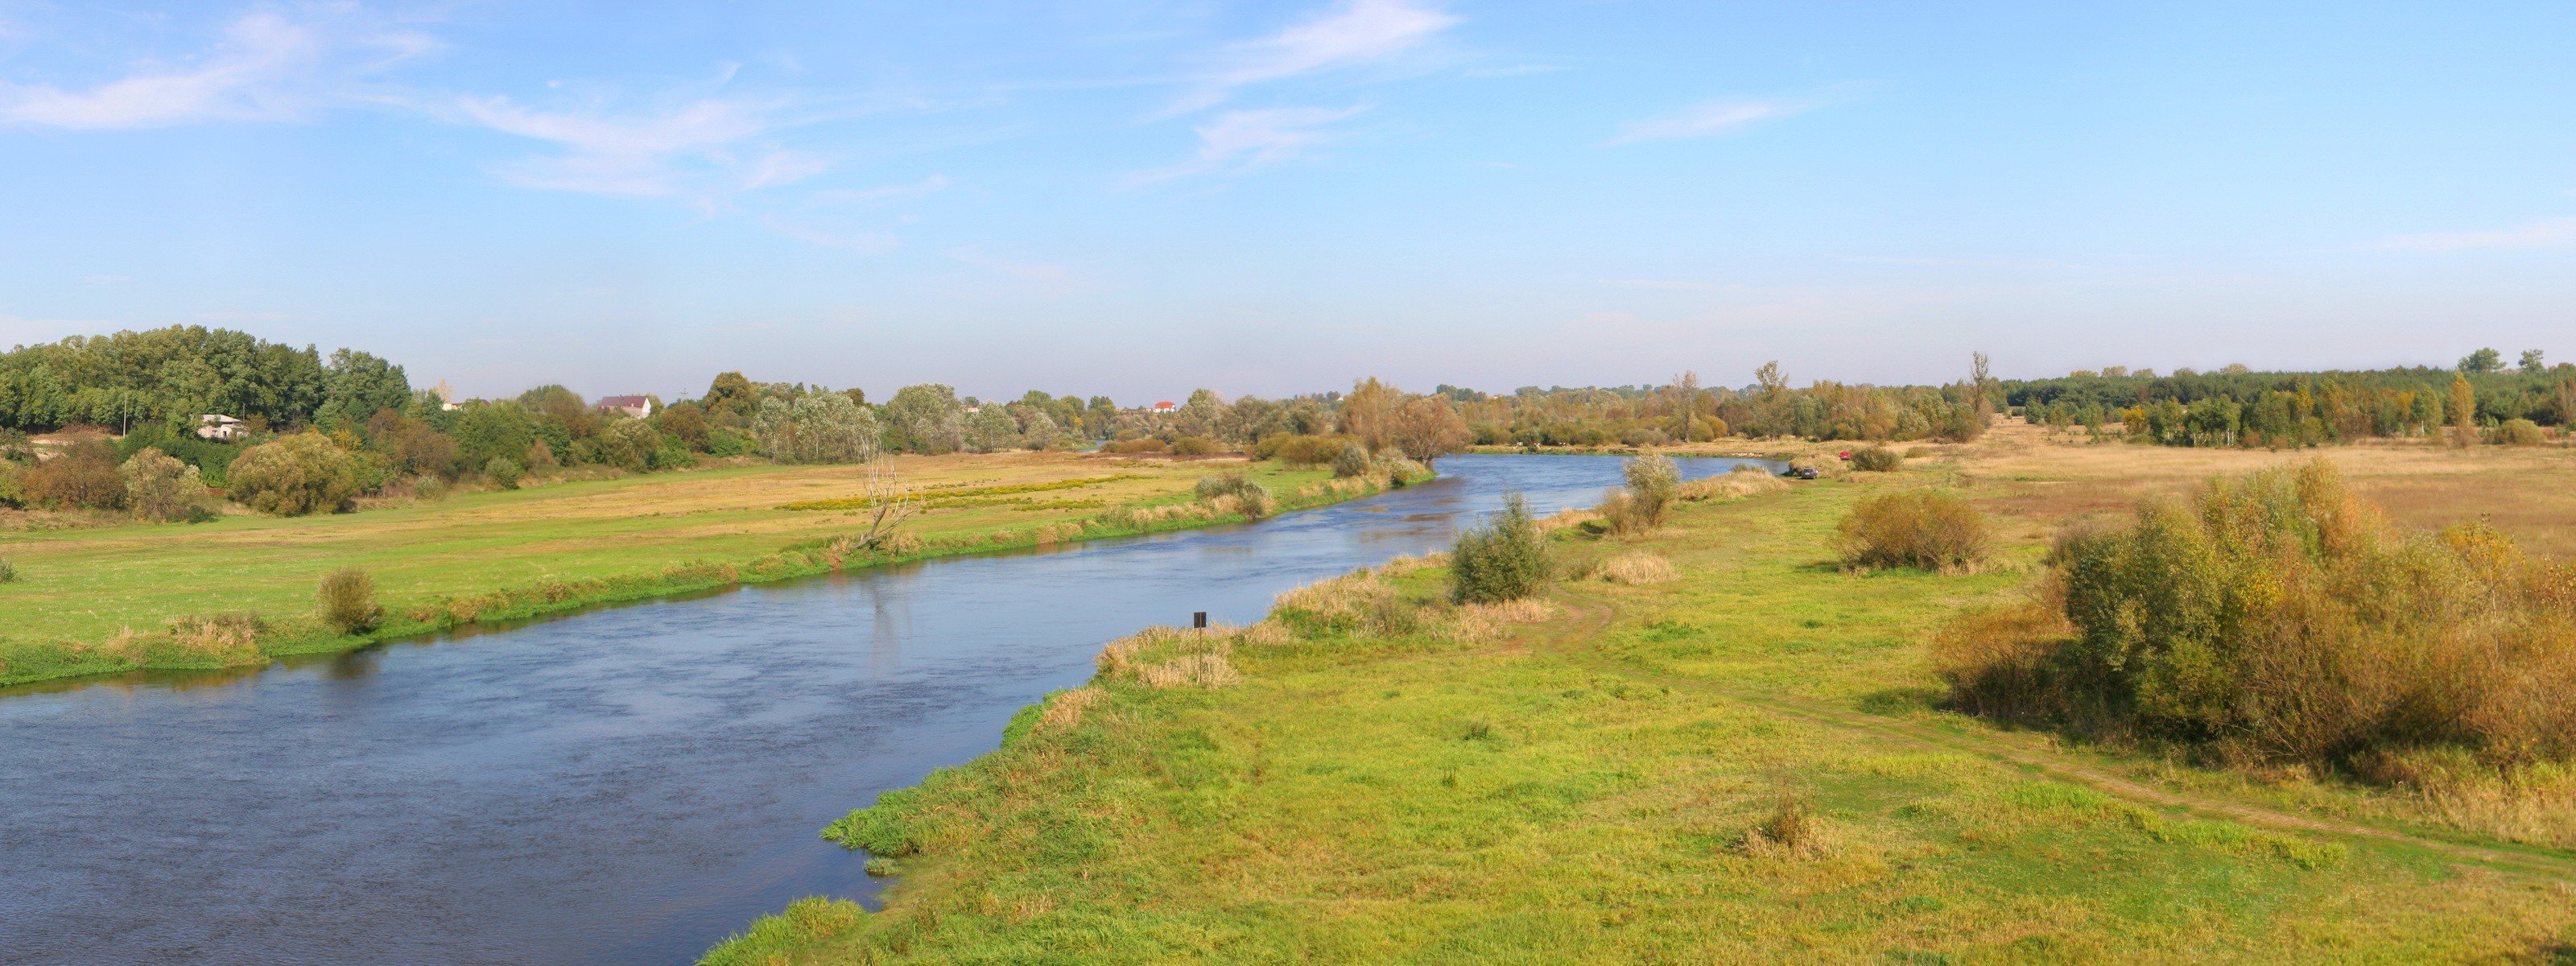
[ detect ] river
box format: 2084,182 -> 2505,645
0,454 -> 1773,965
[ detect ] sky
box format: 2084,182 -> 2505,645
1,1 -> 2571,404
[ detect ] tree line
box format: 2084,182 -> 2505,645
2007,349 -> 2575,448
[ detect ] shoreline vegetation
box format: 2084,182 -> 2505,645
0,457 -> 1430,690
704,423 -> 2576,964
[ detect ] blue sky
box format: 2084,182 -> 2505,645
2,2 -> 2571,403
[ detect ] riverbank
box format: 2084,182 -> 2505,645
706,440 -> 2576,964
0,454 -> 1422,688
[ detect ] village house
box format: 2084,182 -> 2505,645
1150,400 -> 1177,415
597,395 -> 654,419
195,414 -> 246,441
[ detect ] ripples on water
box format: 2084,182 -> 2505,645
0,455 -> 1773,965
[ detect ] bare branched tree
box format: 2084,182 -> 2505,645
854,452 -> 919,550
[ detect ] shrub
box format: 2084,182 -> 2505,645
1332,442 -> 1371,478
414,475 -> 450,501
1849,445 -> 1904,472
228,431 -> 361,516
1451,492 -> 1553,604
1599,452 -> 1682,535
1194,472 -> 1275,518
1104,437 -> 1169,455
2493,418 -> 2547,446
485,456 -> 525,489
1170,436 -> 1220,456
120,447 -> 206,522
0,558 -> 15,584
317,566 -> 382,634
1834,491 -> 1989,572
1937,458 -> 2576,776
20,440 -> 124,510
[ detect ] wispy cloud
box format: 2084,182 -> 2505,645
2374,217 -> 2576,251
1607,97 -> 1814,146
1129,105 -> 1362,184
757,215 -> 897,255
0,10 -> 433,130
1174,0 -> 1456,113
810,175 -> 951,207
948,246 -> 1088,295
455,95 -> 783,196
195,309 -> 297,323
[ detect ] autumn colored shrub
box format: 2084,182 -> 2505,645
1834,492 -> 1989,572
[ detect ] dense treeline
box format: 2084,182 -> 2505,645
2008,349 -> 2576,448
1442,358 -> 1998,447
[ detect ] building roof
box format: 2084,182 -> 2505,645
1152,400 -> 1176,409
597,395 -> 651,409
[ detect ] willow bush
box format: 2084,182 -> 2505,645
1935,459 -> 2576,774
1451,493 -> 1552,604
1834,492 -> 1989,572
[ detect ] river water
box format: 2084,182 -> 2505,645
0,455 -> 1771,965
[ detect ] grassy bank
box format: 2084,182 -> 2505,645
0,454 -> 1415,687
707,448 -> 2576,964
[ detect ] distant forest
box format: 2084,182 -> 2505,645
2005,349 -> 2574,448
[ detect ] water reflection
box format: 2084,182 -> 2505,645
0,455 -> 1775,965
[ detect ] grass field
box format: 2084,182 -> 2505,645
707,432 -> 2576,964
0,453 -> 1382,687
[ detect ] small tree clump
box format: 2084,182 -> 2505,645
1617,452 -> 1681,530
227,431 -> 361,516
120,447 -> 205,522
1848,445 -> 1904,472
19,440 -> 124,510
2493,418 -> 2546,446
485,456 -> 525,489
1332,442 -> 1372,479
1451,492 -> 1553,604
317,566 -> 382,635
1834,491 -> 1990,572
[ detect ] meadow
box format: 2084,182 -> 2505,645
0,453 -> 1384,687
707,428 -> 2576,964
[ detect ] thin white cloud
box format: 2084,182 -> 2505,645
456,95 -> 779,196
1174,0 -> 1456,112
757,215 -> 897,255
1129,105 -> 1362,184
947,246 -> 1088,295
2375,217 -> 2576,251
740,148 -> 831,191
810,175 -> 952,207
1607,97 -> 1813,146
0,10 -> 433,130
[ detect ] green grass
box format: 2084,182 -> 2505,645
0,453 -> 1389,687
705,477 -> 2576,965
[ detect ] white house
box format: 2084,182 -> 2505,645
597,395 -> 654,419
195,414 -> 246,441
1150,400 -> 1177,415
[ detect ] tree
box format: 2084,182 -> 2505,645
2520,349 -> 2547,374
882,384 -> 966,455
2460,348 -> 2504,375
20,440 -> 124,510
1385,394 -> 1471,465
964,403 -> 1022,452
652,401 -> 710,451
227,431 -> 361,516
704,371 -> 759,425
121,447 -> 204,522
2450,373 -> 2479,443
849,453 -> 919,551
314,349 -> 411,428
753,393 -> 881,464
1451,493 -> 1551,604
1338,378 -> 1402,452
594,417 -> 661,471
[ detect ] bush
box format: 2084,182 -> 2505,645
1849,445 -> 1904,472
0,558 -> 15,584
1170,436 -> 1220,456
120,447 -> 206,522
1451,492 -> 1553,604
2493,418 -> 2546,446
1104,437 -> 1169,455
20,440 -> 124,510
485,456 -> 525,489
1194,472 -> 1275,518
1834,491 -> 1989,572
414,475 -> 450,502
228,431 -> 362,516
1605,452 -> 1681,534
1937,459 -> 2576,775
317,566 -> 382,634
1332,442 -> 1371,478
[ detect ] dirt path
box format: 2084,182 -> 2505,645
1537,592 -> 2576,880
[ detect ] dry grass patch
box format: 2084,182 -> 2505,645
1596,551 -> 1678,584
